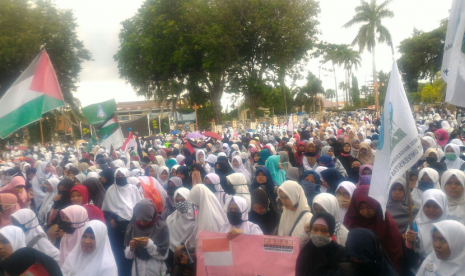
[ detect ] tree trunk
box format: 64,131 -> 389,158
211,80 -> 223,125
278,67 -> 288,115
332,62 -> 338,110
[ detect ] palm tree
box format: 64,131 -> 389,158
322,44 -> 343,109
325,89 -> 336,108
344,0 -> 393,114
338,45 -> 362,104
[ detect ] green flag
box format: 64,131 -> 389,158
82,99 -> 116,125
86,132 -> 98,153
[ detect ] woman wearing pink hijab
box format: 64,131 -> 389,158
0,194 -> 20,228
59,205 -> 89,266
0,176 -> 30,208
435,129 -> 449,148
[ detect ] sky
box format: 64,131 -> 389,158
53,0 -> 453,108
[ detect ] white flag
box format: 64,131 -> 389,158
369,58 -> 423,217
287,114 -> 294,132
442,0 -> 465,107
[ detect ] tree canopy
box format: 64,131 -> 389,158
0,0 -> 91,108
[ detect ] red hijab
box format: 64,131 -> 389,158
295,141 -> 306,167
343,185 -> 403,273
70,185 -> 105,222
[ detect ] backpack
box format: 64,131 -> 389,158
139,177 -> 164,213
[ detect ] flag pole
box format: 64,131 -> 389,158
406,169 -> 416,250
40,119 -> 44,144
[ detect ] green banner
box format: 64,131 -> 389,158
86,132 -> 98,153
82,99 -> 116,125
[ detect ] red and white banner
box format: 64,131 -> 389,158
196,231 -> 299,276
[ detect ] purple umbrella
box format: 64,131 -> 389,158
185,132 -> 205,139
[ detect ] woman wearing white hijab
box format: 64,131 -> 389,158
37,178 -> 59,225
156,166 -> 170,186
411,168 -> 441,207
187,184 -> 227,248
112,159 -> 126,169
0,226 -> 25,260
204,173 -> 227,207
231,155 -> 251,180
226,173 -> 251,210
62,220 -> 117,276
311,193 -> 349,246
195,150 -> 211,173
423,136 -> 445,160
417,220 -> 465,276
441,169 -> 465,224
86,171 -> 99,179
335,181 -> 356,223
129,161 -> 142,171
10,209 -> 60,262
31,161 -> 57,208
221,196 -> 263,235
166,188 -> 195,252
277,181 -> 312,237
409,189 -> 449,261
444,144 -> 465,170
154,155 -> 166,167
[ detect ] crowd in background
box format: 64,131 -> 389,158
0,107 -> 464,275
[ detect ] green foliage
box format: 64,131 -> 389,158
378,70 -> 390,106
351,76 -> 361,108
420,77 -> 446,104
0,0 -> 91,108
294,72 -> 324,113
397,20 -> 448,93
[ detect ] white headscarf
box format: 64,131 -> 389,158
195,150 -> 206,162
102,168 -> 142,221
156,166 -> 170,186
11,209 -> 59,261
312,193 -> 349,246
155,155 -> 165,167
277,181 -> 312,237
416,189 -> 449,259
441,169 -> 465,224
37,178 -> 59,225
417,220 -> 465,276
86,172 -> 99,179
226,173 -> 251,210
205,173 -> 226,207
188,184 -> 227,248
130,161 -> 141,170
444,144 -> 465,170
166,188 -> 195,251
220,196 -> 263,235
61,220 -> 117,276
231,155 -> 251,180
112,159 -> 126,168
31,161 -> 55,207
335,181 -> 356,223
412,168 -> 441,207
0,226 -> 25,257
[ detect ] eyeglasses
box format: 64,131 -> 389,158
336,191 -> 351,199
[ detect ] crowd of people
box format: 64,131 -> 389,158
0,107 -> 464,275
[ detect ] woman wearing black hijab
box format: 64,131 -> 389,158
99,168 -> 115,191
327,138 -> 343,157
0,247 -> 63,276
283,145 -> 297,167
248,188 -> 281,235
343,228 -> 397,276
176,166 -> 192,190
296,212 -> 346,276
215,156 -> 235,194
320,169 -> 345,195
82,178 -> 106,209
337,142 -> 358,173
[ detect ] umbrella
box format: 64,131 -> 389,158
171,130 -> 180,134
203,131 -> 221,140
186,132 -> 205,139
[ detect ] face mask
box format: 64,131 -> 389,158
304,152 -> 317,157
360,175 -> 372,185
174,201 -> 192,214
310,234 -> 332,247
351,167 -> 360,175
166,186 -> 178,196
445,153 -> 457,161
337,195 -> 351,208
115,177 -> 127,186
418,180 -> 435,192
199,158 -> 205,162
227,211 -> 243,226
425,157 -> 437,164
206,184 -> 217,194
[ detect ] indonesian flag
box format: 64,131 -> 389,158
202,238 -> 233,266
0,50 -> 64,138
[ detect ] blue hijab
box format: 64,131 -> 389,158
250,167 -> 276,201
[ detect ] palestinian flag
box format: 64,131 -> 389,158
0,50 -> 64,138
97,114 -> 124,150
